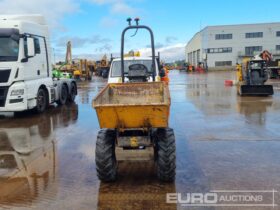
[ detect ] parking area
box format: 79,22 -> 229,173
0,71 -> 279,210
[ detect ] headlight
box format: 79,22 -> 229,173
11,89 -> 24,96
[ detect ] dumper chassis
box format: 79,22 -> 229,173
93,18 -> 176,182
95,128 -> 176,182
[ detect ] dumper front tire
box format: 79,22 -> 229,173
155,128 -> 176,182
95,129 -> 117,182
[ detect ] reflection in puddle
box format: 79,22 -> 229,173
0,104 -> 78,208
98,162 -> 176,210
237,97 -> 273,125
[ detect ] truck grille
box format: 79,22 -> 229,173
0,87 -> 8,107
0,70 -> 11,83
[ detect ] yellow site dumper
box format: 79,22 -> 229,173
92,18 -> 175,182
237,55 -> 273,96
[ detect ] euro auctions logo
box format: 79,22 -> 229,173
167,192 -> 218,204
166,190 -> 278,208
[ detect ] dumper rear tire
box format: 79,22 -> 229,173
95,129 -> 117,182
155,128 -> 176,182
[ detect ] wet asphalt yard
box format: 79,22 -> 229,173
0,71 -> 280,210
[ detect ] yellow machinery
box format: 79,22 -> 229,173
236,56 -> 273,96
54,41 -> 79,76
56,41 -> 95,80
73,59 -> 96,80
92,18 -> 175,182
124,50 -> 141,57
96,54 -> 111,78
236,63 -> 243,82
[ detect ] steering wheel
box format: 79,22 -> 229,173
128,64 -> 148,72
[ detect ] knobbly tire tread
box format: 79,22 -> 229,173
95,129 -> 117,182
58,84 -> 68,105
155,128 -> 176,182
68,82 -> 77,103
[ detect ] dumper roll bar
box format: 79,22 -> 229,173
121,18 -> 156,83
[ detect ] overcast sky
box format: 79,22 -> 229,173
0,0 -> 280,62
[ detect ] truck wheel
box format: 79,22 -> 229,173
58,84 -> 68,105
95,129 -> 117,182
155,128 -> 176,182
68,82 -> 77,103
35,88 -> 48,113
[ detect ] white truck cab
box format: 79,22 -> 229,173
0,15 -> 77,113
108,56 -> 162,83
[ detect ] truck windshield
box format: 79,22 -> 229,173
0,37 -> 19,62
111,60 -> 154,77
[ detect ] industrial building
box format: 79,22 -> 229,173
185,22 -> 280,69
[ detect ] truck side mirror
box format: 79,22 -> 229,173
160,69 -> 166,78
27,37 -> 35,57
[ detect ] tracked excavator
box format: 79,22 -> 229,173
237,50 -> 274,96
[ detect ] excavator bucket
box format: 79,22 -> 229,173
239,85 -> 274,96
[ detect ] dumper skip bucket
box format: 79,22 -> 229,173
93,82 -> 171,129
